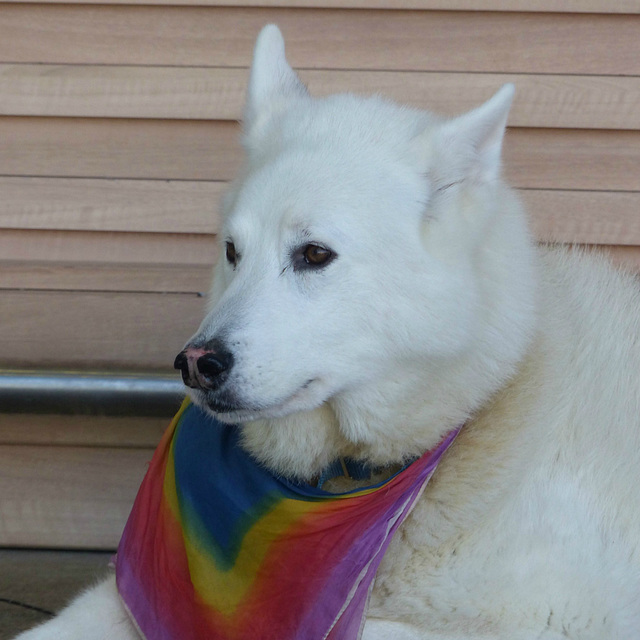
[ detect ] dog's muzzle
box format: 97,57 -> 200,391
174,340 -> 234,391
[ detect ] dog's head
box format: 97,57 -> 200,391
175,25 -> 536,467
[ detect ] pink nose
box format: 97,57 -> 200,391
173,341 -> 234,390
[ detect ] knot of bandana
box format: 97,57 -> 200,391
116,400 -> 459,640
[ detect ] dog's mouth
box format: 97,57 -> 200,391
190,378 -> 319,424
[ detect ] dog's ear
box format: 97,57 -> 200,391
430,84 -> 515,187
244,24 -> 309,137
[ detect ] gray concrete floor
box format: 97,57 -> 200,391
0,549 -> 113,639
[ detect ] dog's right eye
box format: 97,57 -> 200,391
225,241 -> 238,267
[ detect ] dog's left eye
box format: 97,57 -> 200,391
297,244 -> 335,270
304,244 -> 332,265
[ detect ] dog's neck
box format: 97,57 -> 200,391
239,402 -> 347,481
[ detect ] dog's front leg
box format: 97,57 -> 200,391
14,574 -> 138,640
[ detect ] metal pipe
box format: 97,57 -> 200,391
0,371 -> 186,416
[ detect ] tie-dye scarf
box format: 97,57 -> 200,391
116,400 -> 459,640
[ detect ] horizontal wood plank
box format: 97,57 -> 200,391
503,129 -> 640,192
0,413 -> 167,447
2,118 -> 639,191
2,181 -> 640,246
0,117 -> 241,181
0,261 -> 213,292
0,444 -> 149,548
3,0 -> 639,11
0,177 -> 224,234
0,229 -> 218,266
1,7 -> 638,75
3,66 -> 640,131
603,245 -> 640,272
522,190 -> 640,245
0,290 -> 206,371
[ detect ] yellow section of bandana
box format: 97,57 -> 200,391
160,397 -> 382,619
161,407 -> 316,617
181,496 -> 318,617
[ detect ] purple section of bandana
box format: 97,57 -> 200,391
299,426 -> 460,639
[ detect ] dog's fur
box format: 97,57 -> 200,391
16,25 -> 640,640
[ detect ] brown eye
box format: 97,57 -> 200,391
303,244 -> 333,267
225,241 -> 237,266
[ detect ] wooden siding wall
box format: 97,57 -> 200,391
1,1 -> 639,548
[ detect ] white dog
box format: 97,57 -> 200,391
16,24 -> 640,640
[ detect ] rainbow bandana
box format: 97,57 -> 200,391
116,400 -> 459,640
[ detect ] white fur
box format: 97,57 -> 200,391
17,25 -> 640,640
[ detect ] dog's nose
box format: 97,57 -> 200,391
174,340 -> 234,390
197,350 -> 233,385
173,350 -> 193,387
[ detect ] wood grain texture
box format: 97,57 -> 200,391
3,0 -> 639,11
0,261 -> 212,293
1,7 -> 639,75
502,129 -> 640,192
0,413 -> 167,447
2,118 -> 639,191
522,190 -> 640,245
0,177 -> 224,233
0,290 -> 206,371
0,117 -> 241,181
0,229 -> 218,265
0,444 -> 150,548
3,66 -> 640,131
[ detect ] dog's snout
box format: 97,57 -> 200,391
174,339 -> 234,391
